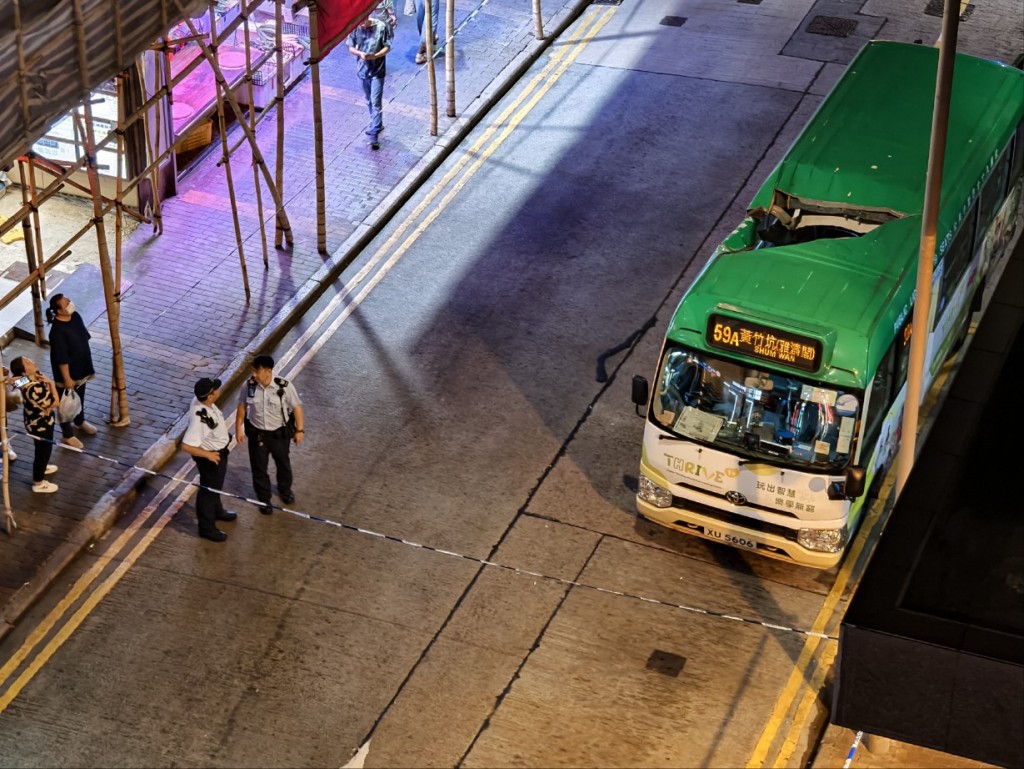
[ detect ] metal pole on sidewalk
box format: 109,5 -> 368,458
896,0 -> 960,494
308,3 -> 329,254
533,0 -> 543,39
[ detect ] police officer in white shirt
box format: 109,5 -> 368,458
235,354 -> 304,515
182,377 -> 236,542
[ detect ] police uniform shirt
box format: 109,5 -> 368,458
183,398 -> 230,450
241,378 -> 302,431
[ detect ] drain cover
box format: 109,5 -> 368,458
591,0 -> 623,5
737,0 -> 763,4
646,649 -> 687,677
660,15 -> 686,26
807,15 -> 859,37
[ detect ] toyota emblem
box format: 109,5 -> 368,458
726,491 -> 747,506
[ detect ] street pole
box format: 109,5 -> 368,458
896,0 -> 960,495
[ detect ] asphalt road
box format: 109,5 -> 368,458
0,2 -> 1020,767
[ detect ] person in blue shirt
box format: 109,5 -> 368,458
347,15 -> 393,150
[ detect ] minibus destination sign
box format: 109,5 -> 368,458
706,313 -> 822,372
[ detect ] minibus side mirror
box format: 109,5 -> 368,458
829,465 -> 867,500
631,375 -> 649,417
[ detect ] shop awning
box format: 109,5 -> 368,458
0,0 -> 208,172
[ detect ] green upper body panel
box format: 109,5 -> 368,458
671,41 -> 1023,390
748,41 -> 1024,233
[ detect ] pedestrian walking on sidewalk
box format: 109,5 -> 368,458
8,357 -> 60,494
347,14 -> 392,150
235,354 -> 304,516
46,293 -> 97,450
182,377 -> 236,542
373,0 -> 398,31
413,0 -> 439,64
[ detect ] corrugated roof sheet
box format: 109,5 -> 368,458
0,0 -> 208,172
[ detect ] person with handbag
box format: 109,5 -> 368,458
235,354 -> 304,515
7,357 -> 60,493
46,293 -> 97,450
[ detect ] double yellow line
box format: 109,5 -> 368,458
0,462 -> 198,712
746,491 -> 891,768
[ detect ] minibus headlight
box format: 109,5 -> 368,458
798,527 -> 846,553
638,473 -> 672,509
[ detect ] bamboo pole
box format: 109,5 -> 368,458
12,1 -> 32,135
208,4 -> 251,300
144,51 -> 166,234
445,0 -> 455,117
274,0 -> 287,250
114,74 -> 126,303
16,161 -> 46,346
24,158 -> 49,312
243,10 -> 270,268
177,7 -> 294,252
533,0 -> 543,40
308,3 -> 328,254
425,0 -> 438,135
72,0 -> 130,427
0,348 -> 15,536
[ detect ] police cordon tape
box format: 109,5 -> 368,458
7,430 -> 839,642
843,730 -> 864,769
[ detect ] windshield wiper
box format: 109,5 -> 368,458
658,434 -> 687,442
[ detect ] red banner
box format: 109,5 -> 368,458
314,0 -> 381,57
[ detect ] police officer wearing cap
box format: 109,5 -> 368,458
235,354 -> 304,515
182,376 -> 236,542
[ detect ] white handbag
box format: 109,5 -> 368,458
58,388 -> 82,423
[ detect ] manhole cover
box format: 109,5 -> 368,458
660,15 -> 686,26
646,649 -> 687,677
924,0 -> 975,20
807,15 -> 859,37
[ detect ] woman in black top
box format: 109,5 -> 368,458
8,356 -> 60,493
46,293 -> 97,450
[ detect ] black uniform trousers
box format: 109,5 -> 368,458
193,447 -> 229,534
245,422 -> 293,504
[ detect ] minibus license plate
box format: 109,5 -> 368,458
703,527 -> 756,550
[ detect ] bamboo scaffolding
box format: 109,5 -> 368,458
533,0 -> 543,39
274,0 -> 286,249
209,3 -> 252,301
242,10 -> 270,268
426,0 -> 438,135
72,0 -> 131,427
308,4 -> 329,254
177,5 -> 294,250
1,1 -> 300,353
16,161 -> 46,346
